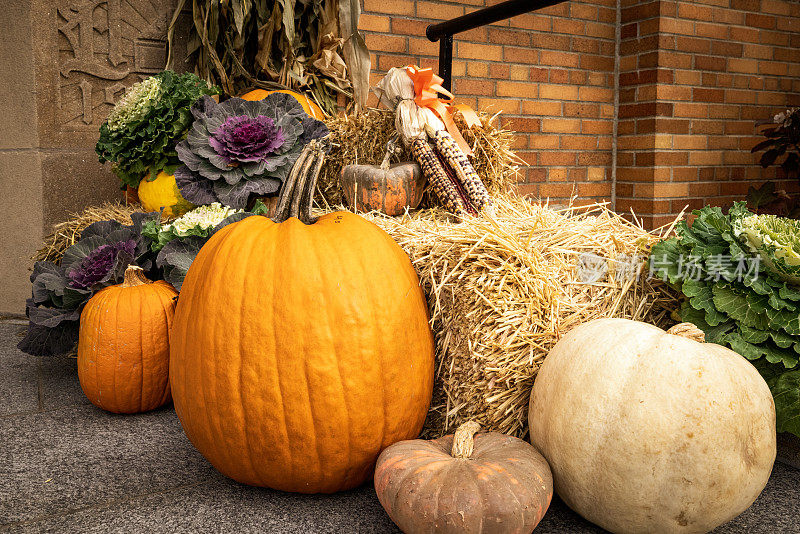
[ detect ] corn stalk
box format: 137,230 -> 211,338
167,0 -> 371,115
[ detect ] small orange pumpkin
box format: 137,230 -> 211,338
375,421 -> 554,534
170,142 -> 434,493
240,88 -> 326,119
341,162 -> 425,216
77,265 -> 177,414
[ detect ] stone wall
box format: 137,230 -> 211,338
0,0 -> 180,315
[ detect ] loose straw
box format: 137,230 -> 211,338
358,192 -> 680,438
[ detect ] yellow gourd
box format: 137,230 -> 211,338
137,171 -> 195,220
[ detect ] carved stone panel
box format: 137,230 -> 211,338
32,0 -> 178,148
56,0 -> 171,131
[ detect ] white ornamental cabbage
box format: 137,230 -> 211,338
734,213 -> 800,285
105,76 -> 164,132
168,203 -> 241,236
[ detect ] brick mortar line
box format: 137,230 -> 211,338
364,29 -> 619,38
627,46 -> 799,57
363,11 -> 619,23
371,58 -> 618,67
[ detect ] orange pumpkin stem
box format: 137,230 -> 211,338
451,420 -> 482,459
121,265 -> 152,288
272,140 -> 325,225
666,322 -> 706,343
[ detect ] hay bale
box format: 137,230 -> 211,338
33,202 -> 140,265
363,193 -> 680,438
318,109 -> 520,208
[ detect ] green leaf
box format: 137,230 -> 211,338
249,198 -> 271,216
768,369 -> 800,436
763,344 -> 799,368
712,285 -> 769,330
649,238 -> 684,284
743,273 -> 776,296
769,329 -> 796,349
768,291 -> 797,311
738,325 -> 770,344
779,283 -> 800,301
693,205 -> 731,237
766,307 -> 800,336
723,331 -> 797,367
683,279 -> 729,326
745,291 -> 770,315
679,304 -> 734,344
746,182 -> 777,209
724,331 -> 767,360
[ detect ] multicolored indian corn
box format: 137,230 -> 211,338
411,138 -> 468,215
432,130 -> 491,212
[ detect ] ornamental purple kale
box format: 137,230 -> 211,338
68,240 -> 137,289
18,213 -> 159,357
175,94 -> 328,209
209,116 -> 285,163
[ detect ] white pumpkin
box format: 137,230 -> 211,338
529,318 -> 776,534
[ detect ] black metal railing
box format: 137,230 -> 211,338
426,0 -> 570,91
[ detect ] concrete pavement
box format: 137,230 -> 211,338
2,320 -> 798,533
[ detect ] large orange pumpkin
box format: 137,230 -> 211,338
240,88 -> 326,119
77,265 -> 177,414
169,141 -> 434,493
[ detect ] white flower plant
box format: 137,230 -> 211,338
142,201 -> 268,290
734,212 -> 800,285
105,76 -> 164,132
143,202 -> 242,252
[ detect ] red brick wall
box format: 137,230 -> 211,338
617,0 -> 800,228
360,0 -> 800,226
361,0 -> 618,206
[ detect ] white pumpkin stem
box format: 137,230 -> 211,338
121,265 -> 152,288
666,322 -> 706,343
451,421 -> 482,459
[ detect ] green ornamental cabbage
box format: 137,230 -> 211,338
96,71 -> 219,188
734,213 -> 800,285
650,202 -> 800,437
